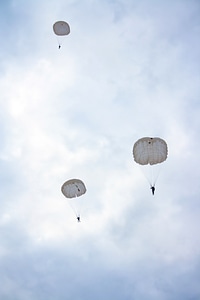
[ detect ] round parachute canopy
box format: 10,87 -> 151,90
61,179 -> 86,199
133,137 -> 168,166
53,21 -> 70,36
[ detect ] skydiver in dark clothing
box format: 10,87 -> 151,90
58,44 -> 61,49
150,186 -> 155,195
77,216 -> 81,222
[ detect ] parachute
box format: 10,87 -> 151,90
61,179 -> 86,198
53,21 -> 70,36
133,137 -> 168,194
61,179 -> 86,219
53,21 -> 70,48
133,137 -> 168,165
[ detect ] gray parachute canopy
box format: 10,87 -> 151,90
133,137 -> 168,166
53,21 -> 70,36
61,179 -> 86,198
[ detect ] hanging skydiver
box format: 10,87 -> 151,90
150,185 -> 155,195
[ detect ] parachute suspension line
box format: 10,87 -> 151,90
150,167 -> 155,187
68,200 -> 79,218
151,164 -> 162,187
139,165 -> 152,187
55,36 -> 62,49
139,164 -> 162,188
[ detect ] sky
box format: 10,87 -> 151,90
0,0 -> 200,299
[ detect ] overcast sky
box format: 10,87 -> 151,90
0,0 -> 200,299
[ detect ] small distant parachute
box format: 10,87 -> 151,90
61,179 -> 86,220
53,21 -> 70,48
61,179 -> 86,198
53,21 -> 70,36
133,137 -> 168,194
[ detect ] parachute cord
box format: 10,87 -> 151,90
56,37 -> 62,49
68,201 -> 79,218
150,168 -> 155,187
151,165 -> 162,187
139,165 -> 152,186
139,165 -> 162,189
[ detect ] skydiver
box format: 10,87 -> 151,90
150,186 -> 155,195
58,44 -> 61,49
77,215 -> 81,222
